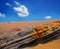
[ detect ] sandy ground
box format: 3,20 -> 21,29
31,39 -> 60,49
0,21 -> 60,49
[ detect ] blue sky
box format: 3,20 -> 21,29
0,0 -> 60,22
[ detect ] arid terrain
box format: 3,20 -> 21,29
0,21 -> 60,49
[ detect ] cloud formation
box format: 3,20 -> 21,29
14,1 -> 20,5
44,16 -> 51,19
6,3 -> 12,7
13,5 -> 29,17
13,1 -> 29,17
0,13 -> 5,18
6,1 -> 29,17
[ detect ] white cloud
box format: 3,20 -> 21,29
0,13 -> 5,18
6,3 -> 12,7
14,1 -> 20,5
13,5 -> 29,17
6,1 -> 29,17
44,16 -> 52,19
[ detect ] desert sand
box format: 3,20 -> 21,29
31,39 -> 60,49
0,21 -> 60,49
